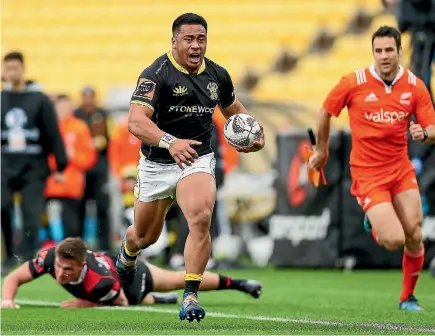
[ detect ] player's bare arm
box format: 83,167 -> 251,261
221,98 -> 265,153
309,107 -> 332,170
128,104 -> 165,147
129,103 -> 201,168
1,262 -> 35,308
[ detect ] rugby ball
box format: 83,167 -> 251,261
223,114 -> 261,148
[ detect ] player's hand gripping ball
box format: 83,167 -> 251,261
223,114 -> 264,152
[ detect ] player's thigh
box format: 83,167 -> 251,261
133,156 -> 178,237
366,202 -> 405,249
133,198 -> 173,239
175,153 -> 217,227
146,263 -> 184,292
176,173 -> 216,231
392,189 -> 423,240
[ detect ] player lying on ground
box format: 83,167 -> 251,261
309,26 -> 435,311
1,238 -> 263,308
116,12 -> 265,322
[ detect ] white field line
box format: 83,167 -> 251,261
14,299 -> 435,333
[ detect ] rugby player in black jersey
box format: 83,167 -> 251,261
1,238 -> 262,309
116,13 -> 265,322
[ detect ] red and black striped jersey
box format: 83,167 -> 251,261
29,247 -> 120,304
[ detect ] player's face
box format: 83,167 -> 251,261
172,24 -> 207,72
3,60 -> 24,84
372,37 -> 400,77
55,257 -> 85,285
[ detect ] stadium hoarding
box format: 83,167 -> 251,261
270,130 -> 342,267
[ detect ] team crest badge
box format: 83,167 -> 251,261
207,82 -> 219,101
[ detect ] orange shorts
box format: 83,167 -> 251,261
350,163 -> 419,212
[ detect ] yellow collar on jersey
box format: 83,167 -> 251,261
167,51 -> 206,75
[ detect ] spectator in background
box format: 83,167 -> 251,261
44,95 -> 96,242
108,114 -> 141,185
74,86 -> 112,251
108,115 -> 141,236
1,51 -> 68,271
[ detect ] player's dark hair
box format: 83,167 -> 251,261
3,51 -> 24,64
172,13 -> 207,36
56,238 -> 87,263
371,26 -> 401,51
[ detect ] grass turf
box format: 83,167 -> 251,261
2,269 -> 435,335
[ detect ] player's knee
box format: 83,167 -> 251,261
405,226 -> 423,249
127,225 -> 159,250
136,233 -> 160,249
188,209 -> 212,236
378,232 -> 405,251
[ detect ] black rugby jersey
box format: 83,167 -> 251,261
130,52 -> 236,164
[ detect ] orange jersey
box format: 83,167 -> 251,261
108,116 -> 141,179
323,65 -> 435,170
45,115 -> 97,199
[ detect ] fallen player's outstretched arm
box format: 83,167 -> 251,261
1,262 -> 35,308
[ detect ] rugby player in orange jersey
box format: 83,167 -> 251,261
309,26 -> 435,310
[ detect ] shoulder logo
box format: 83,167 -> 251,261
173,85 -> 188,97
364,92 -> 378,102
133,79 -> 156,101
400,92 -> 412,105
207,82 -> 219,101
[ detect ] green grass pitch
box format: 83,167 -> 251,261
2,269 -> 435,335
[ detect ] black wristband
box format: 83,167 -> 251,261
422,129 -> 428,142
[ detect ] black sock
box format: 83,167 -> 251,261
218,275 -> 244,290
184,280 -> 201,295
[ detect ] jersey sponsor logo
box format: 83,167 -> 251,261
172,85 -> 188,97
132,79 -> 156,101
364,92 -> 378,102
140,271 -> 146,296
364,109 -> 409,124
168,105 -> 215,114
207,82 -> 219,101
